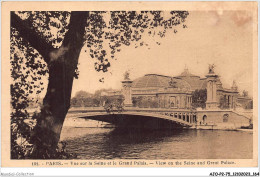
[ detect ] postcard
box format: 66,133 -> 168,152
1,1 -> 258,169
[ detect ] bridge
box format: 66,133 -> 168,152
68,107 -> 197,129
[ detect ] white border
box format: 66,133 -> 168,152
0,0 -> 259,176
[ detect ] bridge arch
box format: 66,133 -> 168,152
79,111 -> 192,129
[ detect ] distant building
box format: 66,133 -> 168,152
101,90 -> 122,97
237,95 -> 253,109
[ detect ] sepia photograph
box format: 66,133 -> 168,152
1,1 -> 258,171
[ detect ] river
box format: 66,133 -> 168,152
60,119 -> 253,159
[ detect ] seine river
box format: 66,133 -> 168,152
60,119 -> 253,159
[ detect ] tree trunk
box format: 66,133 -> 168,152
29,12 -> 89,159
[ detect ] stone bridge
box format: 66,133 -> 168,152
68,108 -> 197,129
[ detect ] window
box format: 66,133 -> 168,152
223,114 -> 229,122
203,115 -> 207,124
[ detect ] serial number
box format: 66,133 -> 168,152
209,172 -> 259,176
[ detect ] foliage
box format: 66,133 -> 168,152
71,90 -> 94,107
71,97 -> 95,107
11,11 -> 189,159
11,112 -> 76,159
132,96 -> 142,107
74,90 -> 93,99
104,101 -> 124,113
191,89 -> 207,109
85,11 -> 189,73
132,96 -> 159,108
93,88 -> 113,98
218,95 -> 229,109
11,30 -> 47,159
70,89 -> 125,107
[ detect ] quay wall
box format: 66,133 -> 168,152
196,110 -> 251,129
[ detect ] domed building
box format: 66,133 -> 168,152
130,74 -> 192,108
173,68 -> 207,91
121,66 -> 247,110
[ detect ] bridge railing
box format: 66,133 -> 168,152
69,107 -> 197,126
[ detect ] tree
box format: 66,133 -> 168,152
74,90 -> 93,99
132,97 -> 141,107
11,11 -> 189,158
191,89 -> 207,108
219,95 -> 229,109
71,90 -> 93,107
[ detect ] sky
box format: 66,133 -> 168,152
71,10 -> 253,97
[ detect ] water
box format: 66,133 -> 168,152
60,121 -> 253,159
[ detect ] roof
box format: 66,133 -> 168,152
132,74 -> 191,90
176,68 -> 200,78
173,68 -> 207,90
179,77 -> 207,90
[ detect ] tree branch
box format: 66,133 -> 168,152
11,12 -> 54,63
62,11 -> 89,49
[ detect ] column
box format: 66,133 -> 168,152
177,96 -> 180,108
224,95 -> 226,108
212,80 -> 217,102
179,96 -> 182,108
183,96 -> 185,108
121,80 -> 133,107
228,95 -> 230,109
164,95 -> 167,108
232,95 -> 234,109
233,95 -> 236,110
207,81 -> 212,102
206,75 -> 218,109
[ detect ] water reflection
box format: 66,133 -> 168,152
61,127 -> 253,159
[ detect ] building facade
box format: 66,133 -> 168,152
121,66 -> 251,110
130,73 -> 193,109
